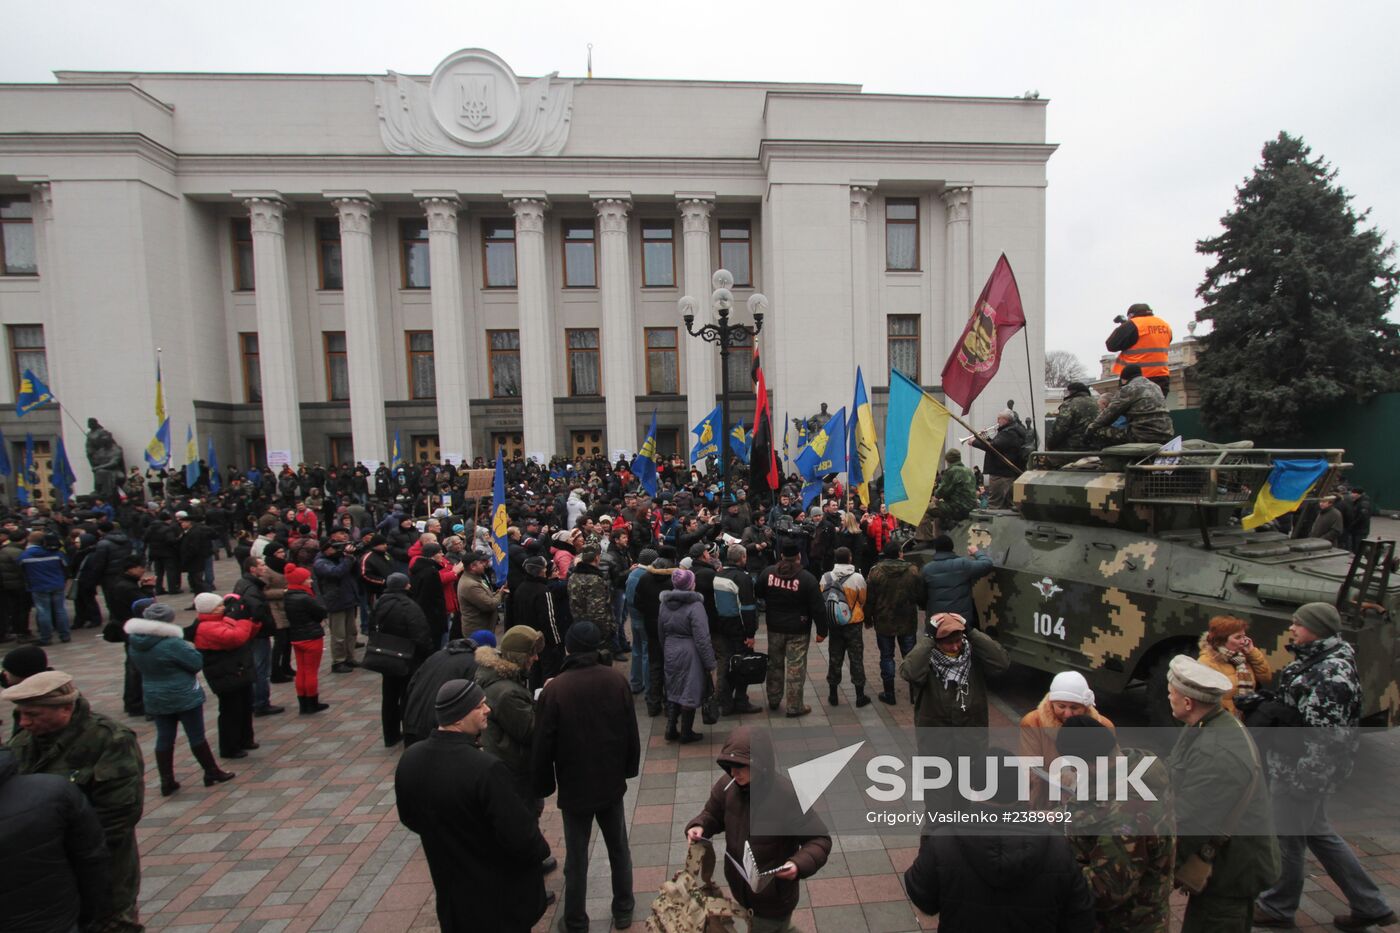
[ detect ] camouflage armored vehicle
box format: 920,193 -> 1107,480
911,442 -> 1398,726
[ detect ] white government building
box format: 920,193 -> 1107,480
0,47 -> 1052,494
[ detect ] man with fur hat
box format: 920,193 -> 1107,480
1254,603 -> 1395,930
4,670 -> 146,932
396,679 -> 551,932
685,725 -> 832,932
1048,381 -> 1100,451
533,621 -> 640,931
1164,655 -> 1279,932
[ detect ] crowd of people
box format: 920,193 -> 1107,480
0,412 -> 1390,933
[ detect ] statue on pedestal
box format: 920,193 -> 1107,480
85,418 -> 126,500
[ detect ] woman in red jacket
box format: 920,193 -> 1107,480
191,591 -> 261,760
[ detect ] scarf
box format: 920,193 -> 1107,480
1203,635 -> 1256,699
927,636 -> 973,711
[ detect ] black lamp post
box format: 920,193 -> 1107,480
680,269 -> 768,501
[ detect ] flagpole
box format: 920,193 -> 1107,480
922,379 -> 1022,476
1021,327 -> 1039,451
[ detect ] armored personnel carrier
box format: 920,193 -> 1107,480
916,442 -> 1397,726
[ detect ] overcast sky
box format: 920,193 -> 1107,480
6,0 -> 1397,377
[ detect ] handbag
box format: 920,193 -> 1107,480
1174,719 -> 1262,894
362,631 -> 415,677
727,651 -> 768,687
201,645 -> 255,694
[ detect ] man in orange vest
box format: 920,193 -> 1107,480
1107,303 -> 1173,394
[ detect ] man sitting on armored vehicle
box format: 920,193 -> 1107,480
1047,381 -> 1099,451
1085,364 -> 1175,447
916,450 -> 979,539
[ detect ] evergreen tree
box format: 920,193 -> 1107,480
1194,132 -> 1400,442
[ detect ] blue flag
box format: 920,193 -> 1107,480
184,425 -> 200,490
391,430 -> 404,469
15,369 -> 53,417
690,405 -> 722,463
53,436 -> 76,503
729,419 -> 752,465
795,406 -> 847,484
849,367 -> 881,508
16,434 -> 34,506
635,410 -> 659,497
207,437 -> 222,494
490,448 -> 509,583
0,427 -> 10,478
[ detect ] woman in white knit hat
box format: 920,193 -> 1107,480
1018,670 -> 1115,808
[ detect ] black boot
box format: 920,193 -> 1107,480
828,684 -> 840,706
664,703 -> 680,742
878,678 -> 896,705
191,741 -> 235,787
731,691 -> 762,715
855,685 -> 872,708
155,746 -> 180,797
679,708 -> 703,744
302,695 -> 329,715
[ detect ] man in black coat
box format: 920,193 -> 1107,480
533,621 -> 641,932
232,558 -> 282,717
0,746 -> 112,932
369,573 -> 434,747
633,557 -> 675,716
396,679 -> 550,933
969,411 -> 1027,509
402,636 -> 484,747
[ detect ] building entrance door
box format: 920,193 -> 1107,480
570,430 -> 604,460
412,435 -> 440,463
491,432 -> 524,461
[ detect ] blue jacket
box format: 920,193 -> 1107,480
19,545 -> 67,592
624,565 -> 648,622
920,550 -> 994,624
124,618 -> 206,715
312,553 -> 360,612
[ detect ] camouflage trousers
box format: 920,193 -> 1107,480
765,632 -> 810,712
825,623 -> 866,688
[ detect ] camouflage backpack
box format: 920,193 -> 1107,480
646,841 -> 749,933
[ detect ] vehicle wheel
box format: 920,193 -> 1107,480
1144,645 -> 1194,728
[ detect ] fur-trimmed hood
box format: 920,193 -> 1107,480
473,645 -> 526,684
123,619 -> 185,640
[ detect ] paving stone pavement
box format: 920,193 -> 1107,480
20,553 -> 1400,932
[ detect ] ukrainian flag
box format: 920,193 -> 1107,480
490,448 -> 509,582
390,430 -> 405,469
145,359 -> 171,468
635,410 -> 659,496
884,369 -> 952,526
1241,458 -> 1331,530
184,425 -> 200,489
849,366 -> 881,507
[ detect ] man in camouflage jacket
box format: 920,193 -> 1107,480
1087,365 -> 1175,446
567,547 -> 614,642
1255,603 -> 1396,929
864,541 -> 926,705
918,450 -> 978,539
5,673 -> 146,933
1058,718 -> 1175,933
1048,382 -> 1100,451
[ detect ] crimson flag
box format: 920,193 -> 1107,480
940,253 -> 1026,415
750,341 -> 780,497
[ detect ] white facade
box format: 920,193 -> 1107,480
0,49 -> 1054,490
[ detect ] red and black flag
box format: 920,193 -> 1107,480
749,338 -> 780,498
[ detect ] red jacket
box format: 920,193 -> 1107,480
865,513 -> 898,554
192,612 -> 259,651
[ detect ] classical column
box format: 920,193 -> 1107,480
678,197 -> 715,450
942,187 -> 973,373
419,194 -> 473,463
594,196 -> 638,454
244,196 -> 303,464
330,194 -> 388,466
509,196 -> 556,459
849,186 -> 874,380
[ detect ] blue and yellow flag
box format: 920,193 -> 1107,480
0,427 -> 11,478
884,369 -> 953,526
1241,458 -> 1331,531
15,369 -> 53,417
390,430 -> 404,469
690,405 -> 721,463
16,433 -> 34,506
490,448 -> 509,582
782,411 -> 791,471
729,419 -> 751,465
795,407 -> 847,483
145,359 -> 171,468
207,437 -> 222,494
849,367 -> 881,507
53,436 -> 76,503
184,425 -> 199,490
635,410 -> 659,496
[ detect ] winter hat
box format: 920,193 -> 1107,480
1294,602 -> 1341,637
1047,671 -> 1095,708
565,620 -> 603,654
499,625 -> 543,660
1167,655 -> 1232,703
1,645 -> 50,681
385,572 -> 410,593
780,542 -> 800,558
131,597 -> 157,618
931,613 -> 966,640
284,565 -> 313,591
523,555 -> 548,575
469,629 -> 497,648
143,603 -> 178,624
944,449 -> 962,463
671,568 -> 696,591
194,592 -> 225,614
639,548 -> 659,566
420,542 -> 442,558
433,679 -> 486,726
1,670 -> 78,706
452,524 -> 465,535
